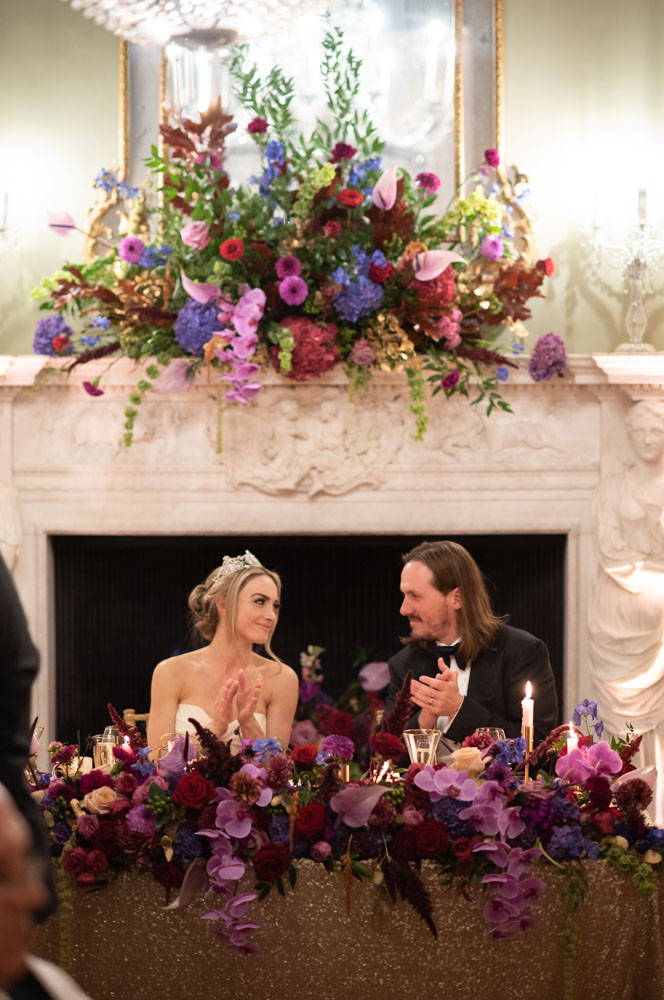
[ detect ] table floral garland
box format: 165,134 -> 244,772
31,28 -> 564,446
32,678 -> 663,1000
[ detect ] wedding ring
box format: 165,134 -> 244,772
428,697 -> 434,706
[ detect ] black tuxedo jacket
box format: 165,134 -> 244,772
385,623 -> 558,744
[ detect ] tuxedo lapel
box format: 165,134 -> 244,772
466,645 -> 501,709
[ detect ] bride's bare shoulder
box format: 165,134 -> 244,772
152,649 -> 205,682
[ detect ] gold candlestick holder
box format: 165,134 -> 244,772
521,725 -> 533,782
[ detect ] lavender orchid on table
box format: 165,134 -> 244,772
32,29 -> 563,446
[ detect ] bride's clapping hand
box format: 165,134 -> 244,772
212,677 -> 239,736
236,669 -> 263,725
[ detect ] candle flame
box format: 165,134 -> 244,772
525,681 -> 532,699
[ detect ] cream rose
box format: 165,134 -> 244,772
450,746 -> 486,776
643,850 -> 662,865
82,785 -> 118,815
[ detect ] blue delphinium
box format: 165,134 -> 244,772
174,299 -> 222,357
32,314 -> 74,355
139,245 -> 172,268
252,737 -> 283,762
95,168 -> 118,192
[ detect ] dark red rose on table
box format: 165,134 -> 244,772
452,834 -> 483,872
294,801 -> 326,838
290,745 -> 318,768
172,770 -> 217,810
89,819 -> 120,856
253,842 -> 290,881
317,708 -> 354,738
413,818 -> 449,857
86,849 -> 109,876
62,847 -> 88,874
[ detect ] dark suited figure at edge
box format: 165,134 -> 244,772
385,540 -> 558,744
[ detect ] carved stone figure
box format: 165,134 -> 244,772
589,399 -> 664,823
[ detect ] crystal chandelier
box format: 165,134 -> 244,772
63,0 -> 334,46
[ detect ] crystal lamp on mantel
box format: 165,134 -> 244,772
590,189 -> 664,354
63,0 -> 339,46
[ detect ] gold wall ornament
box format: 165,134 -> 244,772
454,0 -> 465,188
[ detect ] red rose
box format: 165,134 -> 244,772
89,820 -> 120,857
63,847 -> 88,874
86,849 -> 109,875
316,707 -> 354,738
52,334 -> 70,352
247,117 -> 268,134
413,818 -> 449,858
369,261 -> 395,284
290,745 -> 318,768
331,142 -> 357,162
323,220 -> 341,238
370,732 -> 407,761
152,860 -> 184,889
219,238 -> 245,261
115,772 -> 138,797
172,770 -> 217,810
76,871 -> 96,886
252,842 -> 290,882
294,801 -> 326,838
452,834 -> 483,872
536,257 -> 554,277
337,189 -> 364,209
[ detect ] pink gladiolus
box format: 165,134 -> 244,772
47,212 -> 76,236
413,249 -> 465,282
372,166 -> 398,211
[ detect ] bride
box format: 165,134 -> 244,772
147,551 -> 298,755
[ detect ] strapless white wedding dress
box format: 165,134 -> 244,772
174,703 -> 267,752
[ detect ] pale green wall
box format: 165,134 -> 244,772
504,0 -> 664,352
0,0 -> 118,354
2,0 -> 663,354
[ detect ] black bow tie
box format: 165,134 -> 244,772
436,644 -> 467,671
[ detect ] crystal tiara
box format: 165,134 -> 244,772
212,550 -> 262,583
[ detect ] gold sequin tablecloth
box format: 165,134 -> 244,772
32,861 -> 664,1000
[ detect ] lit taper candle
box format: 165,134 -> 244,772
521,681 -> 534,729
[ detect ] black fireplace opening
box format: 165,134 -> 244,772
52,533 -> 566,743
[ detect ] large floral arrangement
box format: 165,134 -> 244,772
33,695 -> 663,985
32,30 -> 562,445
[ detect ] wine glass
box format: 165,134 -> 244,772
476,727 -> 506,742
403,729 -> 442,765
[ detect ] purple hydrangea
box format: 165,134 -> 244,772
174,299 -> 223,356
528,332 -> 567,382
268,813 -> 291,847
334,276 -> 383,322
32,314 -> 74,355
546,825 -> 600,861
173,823 -> 202,859
430,797 -> 476,840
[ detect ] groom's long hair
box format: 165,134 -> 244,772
402,540 -> 506,661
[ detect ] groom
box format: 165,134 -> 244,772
385,540 -> 558,744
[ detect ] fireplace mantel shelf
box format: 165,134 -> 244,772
2,353 -> 664,391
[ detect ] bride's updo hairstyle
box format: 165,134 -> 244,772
188,551 -> 282,656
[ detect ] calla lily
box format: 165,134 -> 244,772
153,359 -> 192,395
180,267 -> 229,306
413,249 -> 466,282
47,212 -> 76,236
614,765 -> 657,790
330,784 -> 387,827
372,166 -> 398,211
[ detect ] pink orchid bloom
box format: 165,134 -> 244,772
47,212 -> 76,236
207,851 -> 246,882
496,806 -> 526,840
414,765 -> 478,803
472,840 -> 510,867
484,897 -> 520,924
458,801 -> 501,836
230,332 -> 259,359
505,847 -> 541,878
215,798 -> 253,839
586,741 -> 622,775
223,361 -> 260,381
481,872 -> 521,899
372,166 -> 398,211
226,892 -> 258,918
233,288 -> 266,336
413,249 -> 465,282
555,747 -> 592,783
329,784 -> 388,828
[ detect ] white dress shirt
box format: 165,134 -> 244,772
435,639 -> 471,734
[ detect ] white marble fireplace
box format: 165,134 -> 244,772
2,352 -> 663,744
